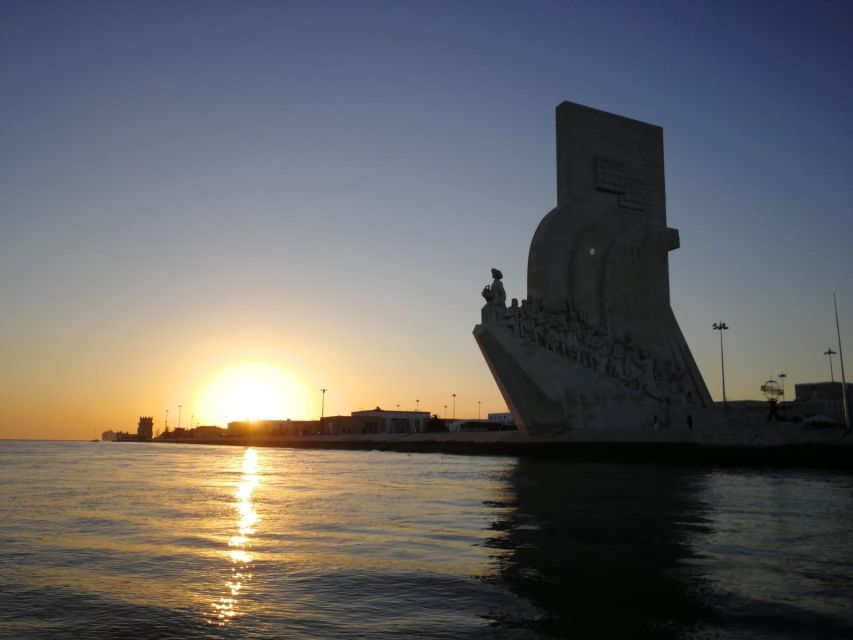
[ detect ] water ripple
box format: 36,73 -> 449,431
1,441 -> 851,638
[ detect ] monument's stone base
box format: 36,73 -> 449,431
474,321 -> 721,437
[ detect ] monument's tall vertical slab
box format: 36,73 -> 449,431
475,102 -> 712,436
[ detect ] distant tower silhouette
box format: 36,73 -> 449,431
137,416 -> 154,440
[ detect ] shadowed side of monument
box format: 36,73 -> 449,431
475,101 -> 713,437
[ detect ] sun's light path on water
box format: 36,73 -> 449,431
211,448 -> 260,625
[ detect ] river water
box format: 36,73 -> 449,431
0,441 -> 851,639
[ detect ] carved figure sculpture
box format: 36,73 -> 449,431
489,268 -> 506,305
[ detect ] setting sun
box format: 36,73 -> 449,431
195,362 -> 313,425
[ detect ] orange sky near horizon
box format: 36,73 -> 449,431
0,310 -> 510,439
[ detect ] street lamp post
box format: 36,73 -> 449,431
712,322 -> 729,408
477,400 -> 481,420
824,348 -> 837,383
320,388 -> 327,434
452,393 -> 456,420
443,405 -> 447,419
415,399 -> 420,413
178,405 -> 182,430
778,372 -> 787,403
833,294 -> 850,433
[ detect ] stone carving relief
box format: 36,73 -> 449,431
594,155 -> 651,211
481,271 -> 693,405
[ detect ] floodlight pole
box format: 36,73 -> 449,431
713,322 -> 729,409
824,348 -> 837,384
833,294 -> 849,433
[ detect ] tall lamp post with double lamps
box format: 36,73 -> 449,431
778,372 -> 787,404
824,348 -> 837,383
712,322 -> 729,409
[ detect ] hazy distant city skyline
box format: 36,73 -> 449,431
2,1 -> 851,439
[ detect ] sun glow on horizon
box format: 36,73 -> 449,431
195,362 -> 313,425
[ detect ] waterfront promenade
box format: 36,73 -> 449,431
152,423 -> 853,468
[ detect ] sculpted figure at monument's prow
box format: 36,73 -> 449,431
481,268 -> 507,324
474,101 -> 713,436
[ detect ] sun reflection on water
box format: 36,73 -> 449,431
211,448 -> 259,625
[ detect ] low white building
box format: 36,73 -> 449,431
488,412 -> 516,427
351,408 -> 430,433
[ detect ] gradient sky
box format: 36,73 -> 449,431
2,1 -> 852,439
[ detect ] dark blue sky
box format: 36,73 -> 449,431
2,1 -> 852,436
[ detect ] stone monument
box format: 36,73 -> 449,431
474,101 -> 713,436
